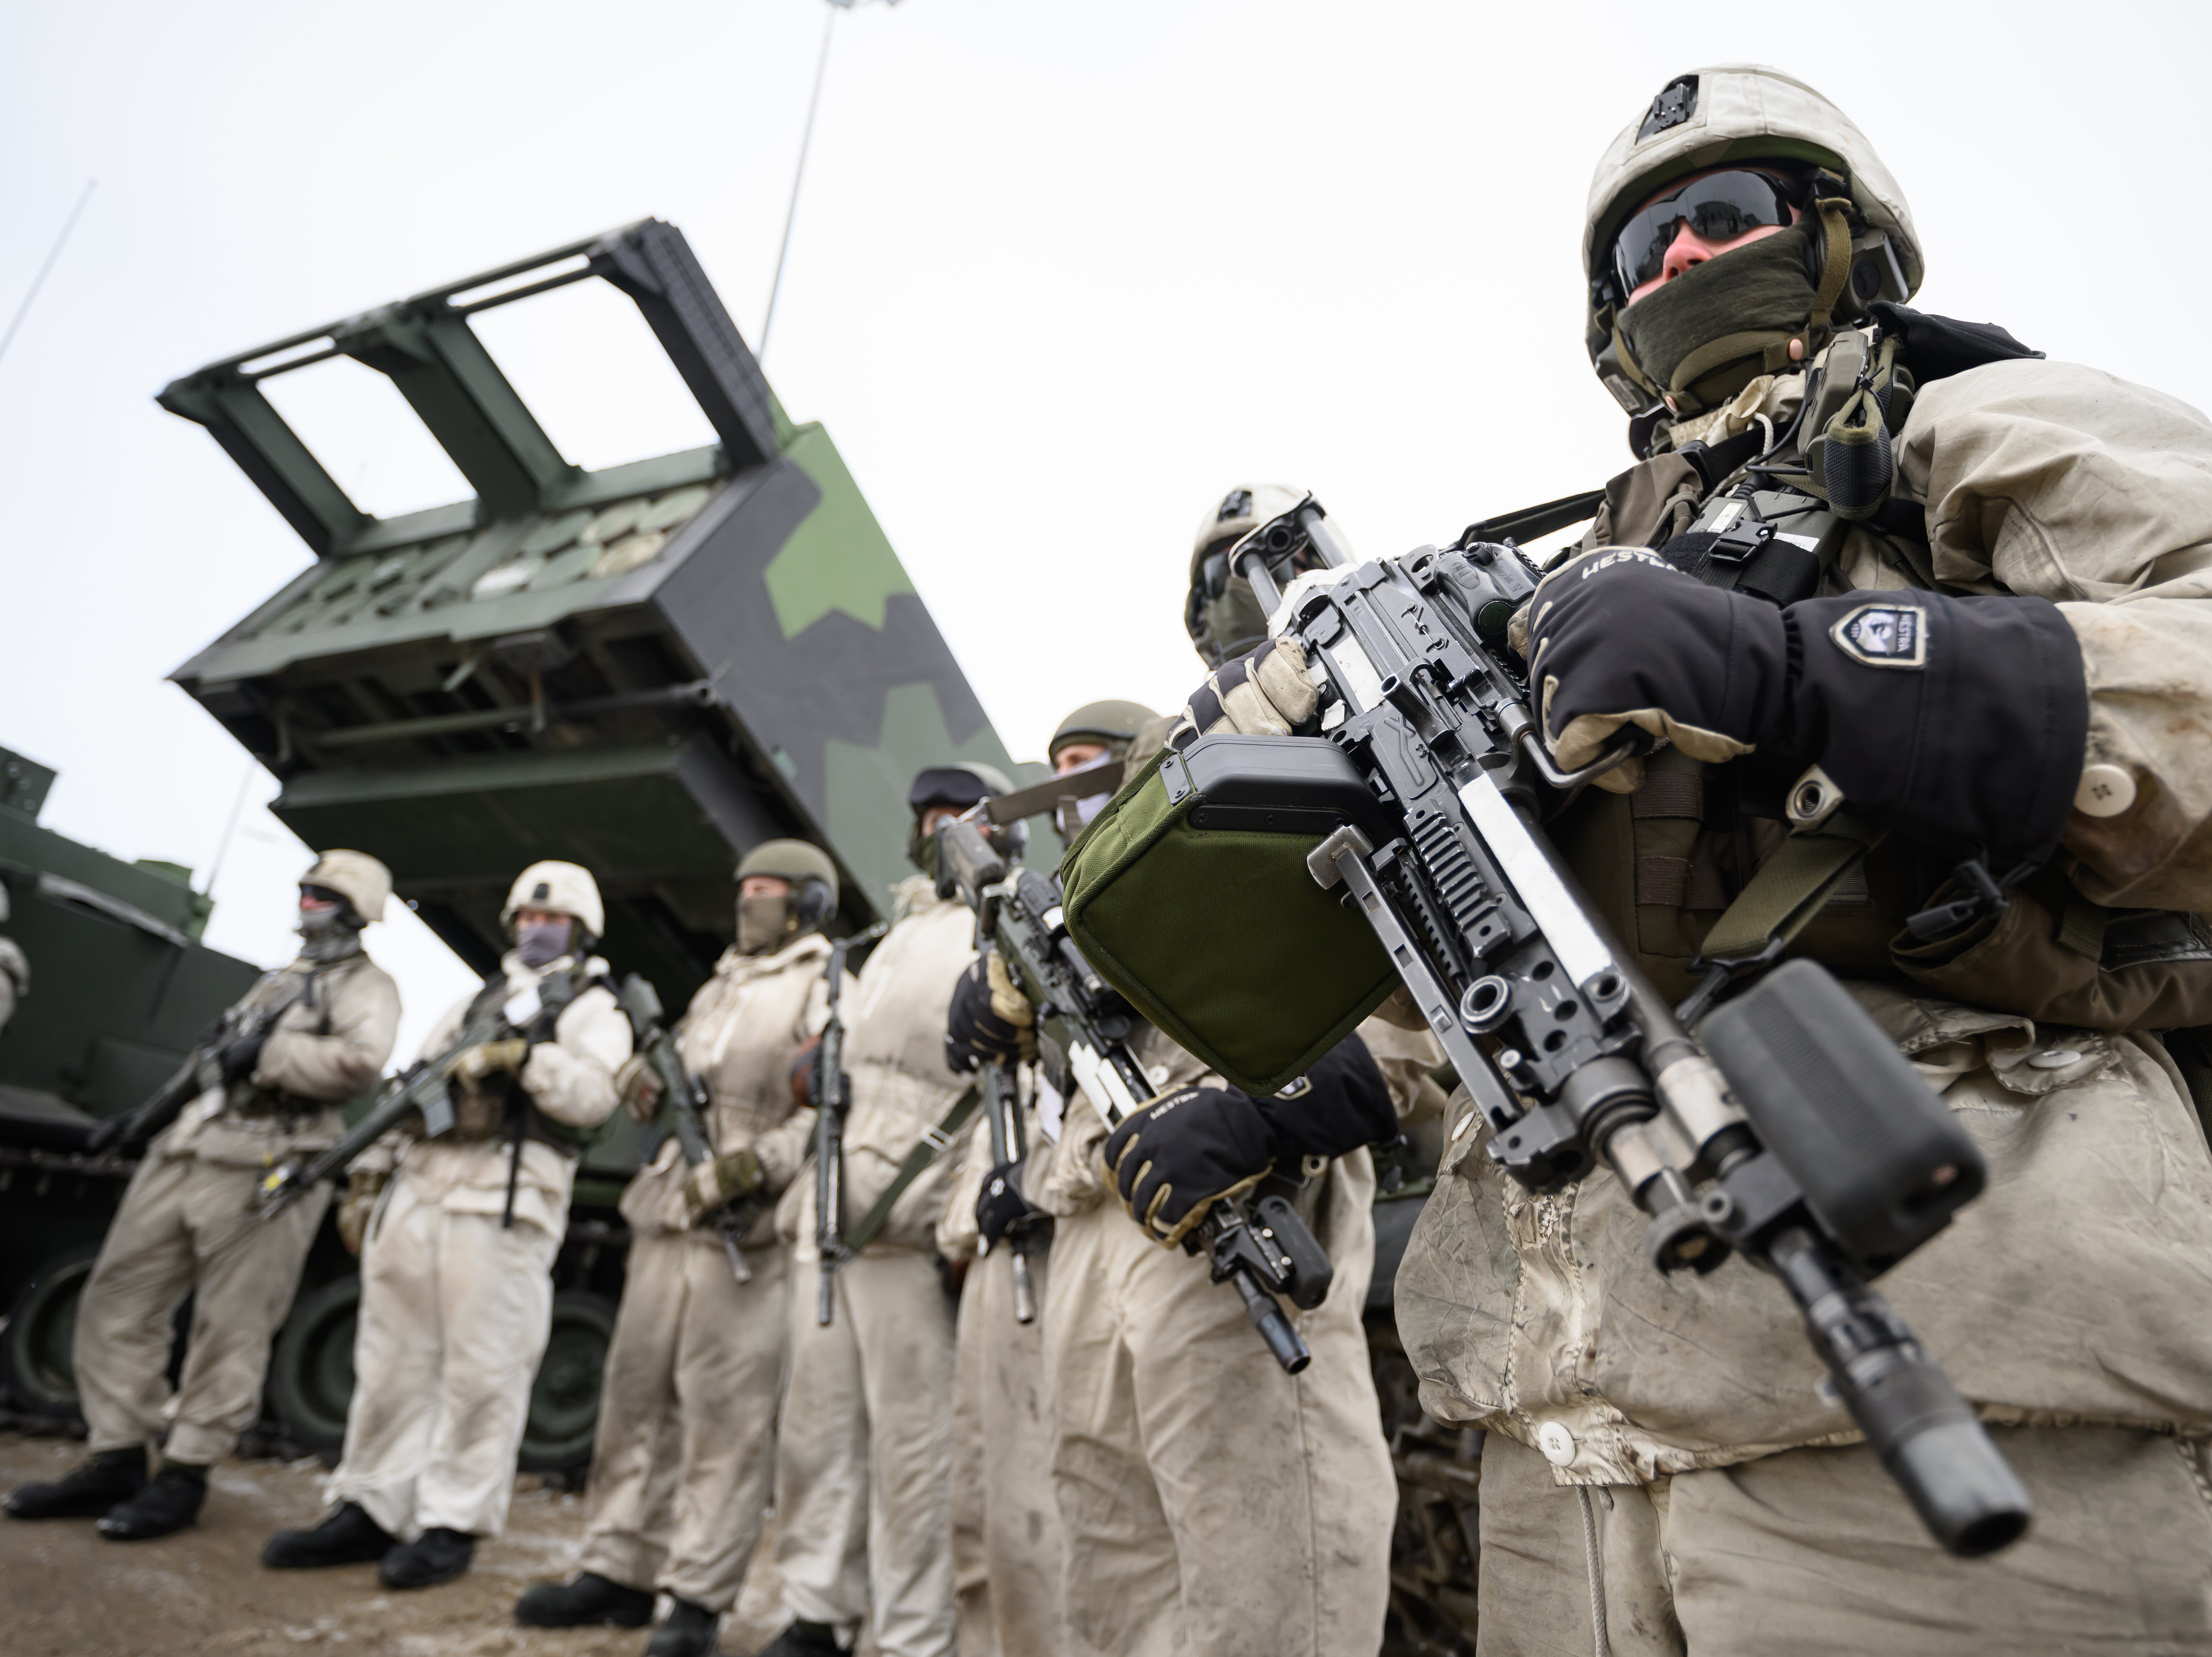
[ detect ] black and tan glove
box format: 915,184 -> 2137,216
976,1159 -> 1043,1248
682,1148 -> 764,1225
220,1025 -> 273,1084
1163,636 -> 1318,752
445,1036 -> 530,1085
1104,1036 -> 1396,1248
336,1168 -> 388,1256
945,954 -> 1036,1072
1524,547 -> 2087,868
614,1054 -> 666,1125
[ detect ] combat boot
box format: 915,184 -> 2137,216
379,1525 -> 474,1589
96,1461 -> 205,1540
262,1500 -> 396,1568
515,1571 -> 655,1628
751,1622 -> 847,1656
3,1448 -> 145,1520
645,1598 -> 719,1657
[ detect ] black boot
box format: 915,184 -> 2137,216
96,1461 -> 206,1540
751,1623 -> 846,1657
379,1525 -> 474,1589
646,1598 -> 720,1657
262,1501 -> 397,1569
3,1449 -> 146,1520
515,1571 -> 656,1628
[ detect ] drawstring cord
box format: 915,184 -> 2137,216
1576,1484 -> 1612,1657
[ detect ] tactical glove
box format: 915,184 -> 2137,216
1163,636 -> 1318,752
976,1159 -> 1043,1248
614,1054 -> 666,1125
1526,547 -> 2087,869
789,1037 -> 821,1109
220,1027 -> 272,1084
1104,1035 -> 1397,1248
944,955 -> 1036,1072
445,1037 -> 530,1085
337,1169 -> 387,1256
682,1149 -> 764,1225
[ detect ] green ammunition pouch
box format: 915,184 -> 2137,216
1059,734 -> 1398,1095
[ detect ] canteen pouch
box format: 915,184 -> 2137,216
1059,733 -> 1399,1094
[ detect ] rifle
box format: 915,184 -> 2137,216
935,818 -> 1333,1373
814,922 -> 887,1327
88,970 -> 306,1155
1194,495 -> 2028,1555
256,976 -> 531,1218
612,973 -> 753,1283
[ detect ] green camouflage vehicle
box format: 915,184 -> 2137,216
149,220 -> 1028,1467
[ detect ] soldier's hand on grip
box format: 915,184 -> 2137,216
683,1149 -> 764,1225
445,1037 -> 529,1085
1105,1085 -> 1276,1247
221,1026 -> 273,1084
614,1054 -> 665,1125
1162,636 -> 1318,753
944,955 -> 1035,1072
976,1158 -> 1041,1247
337,1168 -> 387,1256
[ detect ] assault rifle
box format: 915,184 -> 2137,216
814,923 -> 887,1327
256,973 -> 554,1219
87,969 -> 308,1155
612,974 -> 754,1284
935,818 -> 1333,1374
1191,495 -> 2028,1554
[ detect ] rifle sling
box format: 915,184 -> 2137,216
1697,811 -> 1888,964
843,1085 -> 981,1254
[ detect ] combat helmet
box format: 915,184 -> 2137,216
501,860 -> 605,942
1185,484 -> 1309,668
1048,699 -> 1160,845
734,838 -> 839,952
301,849 -> 391,924
1584,66 -> 1921,441
906,761 -> 1026,874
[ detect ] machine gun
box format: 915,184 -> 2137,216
611,973 -> 755,1283
256,973 -> 557,1218
935,817 -> 1334,1374
87,970 -> 307,1155
1182,495 -> 2028,1554
813,923 -> 886,1327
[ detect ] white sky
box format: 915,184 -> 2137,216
3,0 -> 2204,1062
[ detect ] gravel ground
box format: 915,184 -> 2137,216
0,1434 -> 795,1657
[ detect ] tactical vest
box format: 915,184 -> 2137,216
448,962 -> 614,1154
1562,316 -> 2212,1035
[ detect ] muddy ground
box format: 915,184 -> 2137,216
0,1433 -> 798,1657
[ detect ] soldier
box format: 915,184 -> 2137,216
515,840 -> 839,1657
755,765 -> 1012,1657
4,852 -> 399,1540
1175,69 -> 2212,1652
936,698 -> 1157,1657
262,860 -> 631,1590
947,502 -> 1447,1657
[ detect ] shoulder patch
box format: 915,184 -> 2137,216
1831,603 -> 1927,668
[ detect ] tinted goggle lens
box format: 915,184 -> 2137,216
1612,171 -> 1799,295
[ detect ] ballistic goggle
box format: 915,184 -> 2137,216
1610,168 -> 1804,298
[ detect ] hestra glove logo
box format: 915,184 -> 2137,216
1831,604 -> 1927,668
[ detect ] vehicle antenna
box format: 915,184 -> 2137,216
0,179 -> 96,374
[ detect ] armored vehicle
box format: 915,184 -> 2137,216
152,221 -> 1027,1464
0,744 -> 261,1417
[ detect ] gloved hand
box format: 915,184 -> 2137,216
336,1168 -> 387,1257
615,1054 -> 666,1125
444,1037 -> 530,1085
1162,636 -> 1318,753
945,955 -> 1035,1073
220,1026 -> 272,1084
1525,547 -> 2087,867
1104,1036 -> 1397,1248
976,1159 -> 1042,1248
682,1149 -> 764,1225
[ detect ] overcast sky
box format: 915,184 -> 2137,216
3,0 -> 2203,1062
